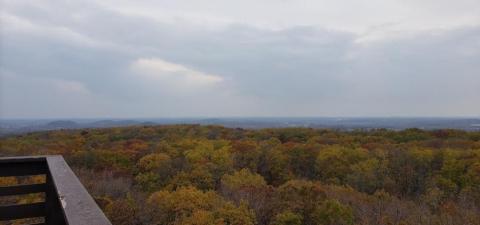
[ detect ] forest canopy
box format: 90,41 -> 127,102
1,125 -> 480,225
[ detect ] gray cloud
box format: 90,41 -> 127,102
1,0 -> 479,118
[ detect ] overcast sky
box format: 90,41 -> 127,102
1,0 -> 479,118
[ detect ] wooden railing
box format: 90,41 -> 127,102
0,156 -> 112,225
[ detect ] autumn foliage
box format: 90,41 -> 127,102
1,125 -> 480,225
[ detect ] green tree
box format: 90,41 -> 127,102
347,158 -> 389,194
185,141 -> 233,184
258,142 -> 292,186
312,199 -> 353,225
221,169 -> 267,193
135,153 -> 173,191
316,146 -> 367,184
275,180 -> 326,225
272,211 -> 303,225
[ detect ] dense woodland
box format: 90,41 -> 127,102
1,125 -> 480,225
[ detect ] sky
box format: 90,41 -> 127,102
0,0 -> 479,118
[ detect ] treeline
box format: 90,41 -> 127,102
1,125 -> 479,225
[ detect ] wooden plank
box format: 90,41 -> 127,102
0,202 -> 45,221
0,183 -> 46,196
0,156 -> 47,163
0,161 -> 48,177
46,156 -> 112,225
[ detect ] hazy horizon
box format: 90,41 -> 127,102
1,0 -> 479,118
2,116 -> 480,120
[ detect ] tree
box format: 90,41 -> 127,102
286,143 -> 319,179
274,180 -> 327,225
316,146 -> 367,184
105,198 -> 138,225
258,141 -> 292,186
135,153 -> 173,191
146,186 -> 221,224
167,168 -> 215,191
217,201 -> 257,225
347,158 -> 389,194
221,169 -> 268,194
137,153 -> 172,173
221,169 -> 273,224
312,199 -> 354,225
231,140 -> 261,172
178,210 -> 223,225
146,186 -> 255,225
272,211 -> 303,225
185,140 -> 233,185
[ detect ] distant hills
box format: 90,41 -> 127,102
46,120 -> 79,128
1,117 -> 480,136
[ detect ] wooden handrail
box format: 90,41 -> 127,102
0,155 -> 112,225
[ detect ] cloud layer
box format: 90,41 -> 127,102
131,58 -> 223,91
1,0 -> 479,118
